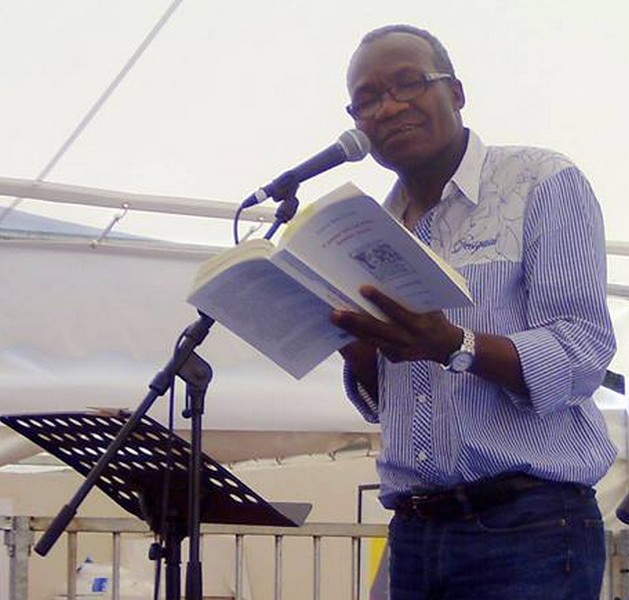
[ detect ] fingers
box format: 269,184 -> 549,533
331,304 -> 422,362
332,287 -> 417,344
332,287 -> 454,364
331,308 -> 386,341
360,286 -> 421,330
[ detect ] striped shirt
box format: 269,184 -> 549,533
344,129 -> 617,505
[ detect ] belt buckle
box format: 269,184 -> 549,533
409,493 -> 432,517
410,491 -> 470,520
410,493 -> 430,506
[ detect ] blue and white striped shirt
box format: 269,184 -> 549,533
344,130 -> 617,505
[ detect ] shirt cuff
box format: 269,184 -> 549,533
506,328 -> 572,416
343,361 -> 380,423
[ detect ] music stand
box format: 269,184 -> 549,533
1,411 -> 311,598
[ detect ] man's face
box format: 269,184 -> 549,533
347,33 -> 465,174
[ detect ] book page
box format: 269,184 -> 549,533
277,188 -> 473,317
188,239 -> 274,296
187,259 -> 354,378
270,248 -> 374,314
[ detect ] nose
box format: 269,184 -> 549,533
376,90 -> 411,119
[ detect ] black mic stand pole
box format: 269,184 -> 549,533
176,176 -> 301,596
181,352 -> 213,599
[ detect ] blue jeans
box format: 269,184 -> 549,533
388,482 -> 605,600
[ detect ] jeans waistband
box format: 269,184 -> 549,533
393,473 -> 588,520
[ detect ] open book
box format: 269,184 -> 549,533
187,183 -> 473,378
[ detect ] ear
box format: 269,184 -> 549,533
450,79 -> 466,110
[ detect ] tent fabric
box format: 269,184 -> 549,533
0,2 -> 627,463
1,219 -> 627,462
0,230 -> 370,435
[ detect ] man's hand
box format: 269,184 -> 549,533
332,286 -> 462,364
333,285 -> 526,394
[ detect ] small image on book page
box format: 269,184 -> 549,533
349,240 -> 413,283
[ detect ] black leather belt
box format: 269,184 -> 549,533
394,473 -> 550,520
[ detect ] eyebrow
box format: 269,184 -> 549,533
350,66 -> 428,97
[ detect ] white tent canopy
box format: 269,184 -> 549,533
1,0 -> 628,463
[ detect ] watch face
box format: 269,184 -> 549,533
449,351 -> 474,372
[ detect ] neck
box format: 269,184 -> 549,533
399,127 -> 469,215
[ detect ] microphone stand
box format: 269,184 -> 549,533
261,172 -> 300,241
35,314 -> 214,600
35,178 -> 303,600
181,351 -> 213,599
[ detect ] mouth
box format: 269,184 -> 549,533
380,123 -> 423,144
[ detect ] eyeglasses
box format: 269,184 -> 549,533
346,72 -> 453,120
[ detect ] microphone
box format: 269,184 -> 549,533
241,129 -> 371,208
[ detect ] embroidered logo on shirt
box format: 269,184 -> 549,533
452,236 -> 499,254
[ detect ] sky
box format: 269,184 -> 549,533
0,0 -> 628,259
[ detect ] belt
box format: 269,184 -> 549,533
394,473 -> 550,520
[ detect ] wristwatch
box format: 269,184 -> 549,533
443,328 -> 475,373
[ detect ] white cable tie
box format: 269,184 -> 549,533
239,220 -> 265,242
90,203 -> 130,249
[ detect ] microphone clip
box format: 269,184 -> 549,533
266,170 -> 300,204
241,170 -> 300,209
263,173 -> 300,241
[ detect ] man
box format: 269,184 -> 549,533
332,24 -> 616,599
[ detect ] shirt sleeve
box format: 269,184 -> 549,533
506,166 -> 616,416
342,361 -> 380,423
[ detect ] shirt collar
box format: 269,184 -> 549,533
385,129 -> 488,218
444,129 -> 486,204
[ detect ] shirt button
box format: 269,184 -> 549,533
417,394 -> 428,404
417,451 -> 428,462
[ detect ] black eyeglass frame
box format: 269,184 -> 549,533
346,72 -> 453,120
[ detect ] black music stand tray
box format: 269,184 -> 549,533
1,410 -> 311,598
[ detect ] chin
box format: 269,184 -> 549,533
373,147 -> 429,174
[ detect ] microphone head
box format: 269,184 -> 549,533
338,129 -> 371,162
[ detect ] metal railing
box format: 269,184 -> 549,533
3,516 -> 629,600
2,516 -> 388,600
